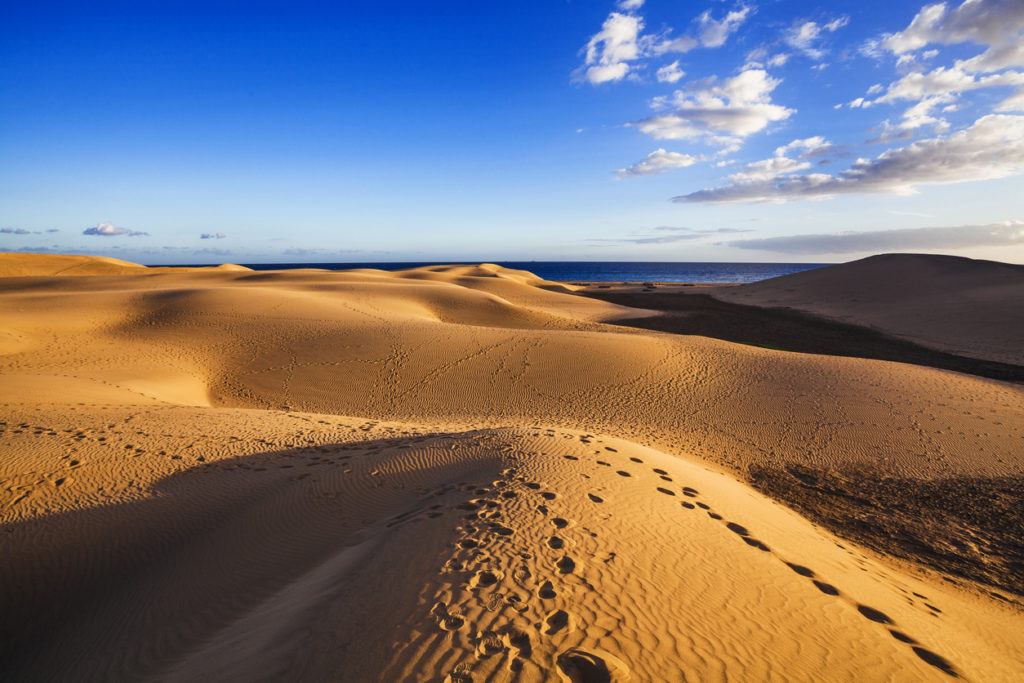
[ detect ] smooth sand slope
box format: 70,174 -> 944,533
712,253 -> 1024,366
1,253 -> 1022,681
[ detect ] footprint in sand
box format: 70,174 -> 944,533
587,493 -> 603,503
616,471 -> 631,477
555,648 -> 630,682
681,501 -> 695,509
741,537 -> 769,552
857,605 -> 894,625
547,536 -> 565,549
629,457 -> 643,463
556,555 -> 576,574
551,517 -> 569,528
470,570 -> 500,588
544,609 -> 571,634
656,487 -> 675,496
541,492 -> 557,500
814,581 -> 840,595
782,561 -> 815,577
538,580 -> 557,599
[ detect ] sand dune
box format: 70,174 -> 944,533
712,253 -> 1024,365
1,252 -> 1022,681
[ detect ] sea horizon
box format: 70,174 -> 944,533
151,260 -> 833,284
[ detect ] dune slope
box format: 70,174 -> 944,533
711,253 -> 1024,365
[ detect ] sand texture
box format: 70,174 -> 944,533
711,253 -> 1024,366
1,253 -> 1022,681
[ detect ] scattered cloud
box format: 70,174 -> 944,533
616,148 -> 700,177
201,232 -> 227,239
729,156 -> 811,183
82,223 -> 148,239
632,69 -> 794,143
674,114 -> 1024,203
882,0 -> 1024,57
578,12 -> 644,84
1,228 -> 31,235
656,60 -> 685,83
775,136 -> 837,158
575,4 -> 753,86
850,1 -> 1024,131
697,7 -> 752,49
728,220 -> 1024,253
785,16 -> 849,60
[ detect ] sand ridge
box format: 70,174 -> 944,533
1,252 -> 1022,680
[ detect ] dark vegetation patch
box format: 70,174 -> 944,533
748,463 -> 1024,596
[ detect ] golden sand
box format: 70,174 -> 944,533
1,253 -> 1021,681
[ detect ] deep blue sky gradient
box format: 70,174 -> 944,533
2,1 -> 1021,263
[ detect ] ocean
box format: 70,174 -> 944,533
233,261 -> 831,284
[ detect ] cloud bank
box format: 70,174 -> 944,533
674,114 -> 1024,203
728,220 -> 1024,253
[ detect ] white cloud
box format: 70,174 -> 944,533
871,0 -> 1024,121
728,221 -> 1024,253
579,12 -> 644,84
729,156 -> 811,182
882,0 -> 1024,56
616,148 -> 700,177
997,88 -> 1024,111
862,65 -> 1024,129
673,114 -> 1024,203
575,4 -> 752,86
875,66 -> 1024,103
83,221 -> 149,237
785,16 -> 849,60
697,7 -> 752,48
632,69 -> 794,142
768,53 -> 791,67
656,60 -> 685,83
774,136 -> 835,158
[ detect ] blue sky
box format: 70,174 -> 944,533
1,0 -> 1022,264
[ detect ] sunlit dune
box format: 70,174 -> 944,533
1,252 -> 1022,681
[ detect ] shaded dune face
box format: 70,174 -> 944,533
1,256 -> 1022,681
714,253 -> 1024,366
